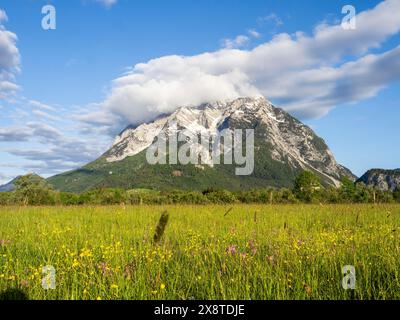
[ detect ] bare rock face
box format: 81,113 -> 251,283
105,97 -> 355,187
357,169 -> 400,191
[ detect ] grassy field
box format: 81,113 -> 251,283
0,204 -> 399,300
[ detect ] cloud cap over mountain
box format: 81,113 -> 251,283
97,0 -> 400,127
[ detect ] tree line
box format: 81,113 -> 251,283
0,172 -> 399,206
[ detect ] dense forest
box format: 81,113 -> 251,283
0,171 -> 399,206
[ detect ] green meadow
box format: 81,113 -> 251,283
0,204 -> 399,300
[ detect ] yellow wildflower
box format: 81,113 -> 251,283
72,259 -> 80,268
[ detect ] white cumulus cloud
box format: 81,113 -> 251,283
0,8 -> 20,100
0,9 -> 8,22
91,0 -> 400,128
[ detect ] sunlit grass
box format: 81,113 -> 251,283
0,204 -> 399,300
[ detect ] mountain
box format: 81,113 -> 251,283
47,97 -> 356,193
0,173 -> 44,192
357,169 -> 400,191
0,177 -> 18,192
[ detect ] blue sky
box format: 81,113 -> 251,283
0,0 -> 399,184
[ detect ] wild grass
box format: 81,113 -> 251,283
0,204 -> 399,300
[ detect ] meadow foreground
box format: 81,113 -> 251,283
0,204 -> 399,300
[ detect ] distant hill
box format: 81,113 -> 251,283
357,169 -> 400,191
47,97 -> 356,193
0,174 -> 44,192
0,177 -> 18,192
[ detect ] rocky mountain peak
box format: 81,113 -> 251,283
103,96 -> 355,187
357,169 -> 400,191
105,97 -> 269,162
